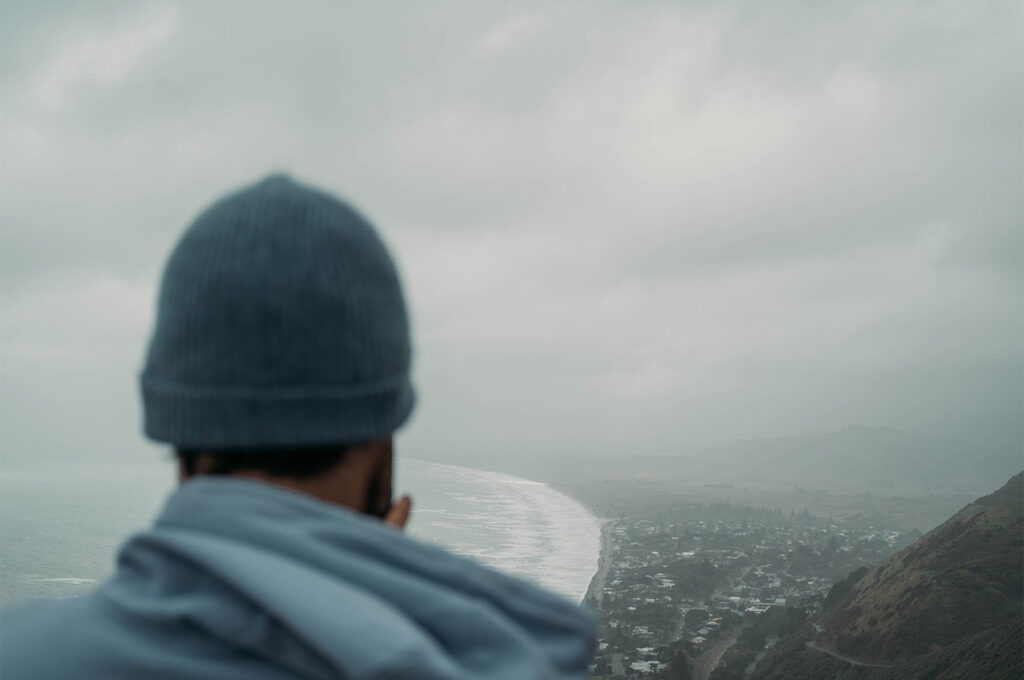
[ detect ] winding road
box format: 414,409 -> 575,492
804,640 -> 893,668
696,631 -> 740,680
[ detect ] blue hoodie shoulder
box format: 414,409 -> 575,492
1,478 -> 596,680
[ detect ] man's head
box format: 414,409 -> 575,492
175,441 -> 405,524
141,175 -> 414,521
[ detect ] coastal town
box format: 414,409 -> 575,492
583,509 -> 916,679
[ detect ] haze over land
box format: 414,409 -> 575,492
747,472 -> 1023,680
1,1 -> 1021,471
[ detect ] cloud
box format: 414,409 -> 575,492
28,4 -> 177,110
0,0 -> 1019,463
1,272 -> 154,362
469,13 -> 548,62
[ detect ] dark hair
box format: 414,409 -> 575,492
176,446 -> 351,479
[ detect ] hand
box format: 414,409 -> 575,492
384,494 -> 412,530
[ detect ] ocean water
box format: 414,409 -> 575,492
404,460 -> 602,602
0,458 -> 600,606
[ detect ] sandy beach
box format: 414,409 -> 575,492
582,521 -> 614,607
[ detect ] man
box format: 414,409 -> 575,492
1,176 -> 596,678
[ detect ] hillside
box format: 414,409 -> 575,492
752,471 -> 1023,679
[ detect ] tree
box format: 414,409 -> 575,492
685,608 -> 709,628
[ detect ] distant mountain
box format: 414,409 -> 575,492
752,472 -> 1023,679
708,426 -> 1019,492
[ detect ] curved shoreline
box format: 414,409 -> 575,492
401,458 -> 603,604
582,521 -> 613,607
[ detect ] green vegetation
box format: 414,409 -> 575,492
873,621 -> 1023,680
708,608 -> 808,680
751,635 -> 876,680
748,472 -> 1023,680
822,475 -> 1023,661
820,566 -> 869,619
751,619 -> 1024,680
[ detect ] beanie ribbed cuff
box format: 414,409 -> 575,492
141,376 -> 415,449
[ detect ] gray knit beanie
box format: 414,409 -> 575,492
141,175 -> 414,449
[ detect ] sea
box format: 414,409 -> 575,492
0,458 -> 601,607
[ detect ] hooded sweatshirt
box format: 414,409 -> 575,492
0,477 -> 596,679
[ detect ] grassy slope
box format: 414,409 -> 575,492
751,473 -> 1023,680
875,621 -> 1023,680
821,473 -> 1023,662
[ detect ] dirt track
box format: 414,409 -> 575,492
696,631 -> 740,680
805,640 -> 893,668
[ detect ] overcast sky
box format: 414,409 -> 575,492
1,1 -> 1021,465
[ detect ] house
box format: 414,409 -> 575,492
630,660 -> 665,674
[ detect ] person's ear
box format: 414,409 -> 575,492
385,495 -> 412,529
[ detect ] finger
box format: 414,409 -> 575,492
384,495 -> 412,529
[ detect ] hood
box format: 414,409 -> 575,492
99,477 -> 596,679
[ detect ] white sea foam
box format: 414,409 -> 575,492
400,459 -> 601,604
32,577 -> 97,585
